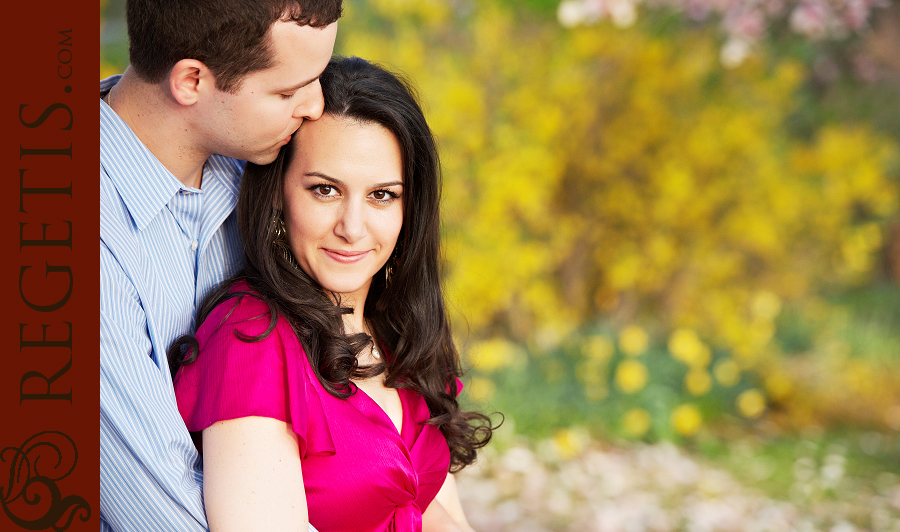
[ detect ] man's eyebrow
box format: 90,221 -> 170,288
306,172 -> 403,189
276,76 -> 320,93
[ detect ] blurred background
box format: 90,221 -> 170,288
102,0 -> 900,529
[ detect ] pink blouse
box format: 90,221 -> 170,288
174,284 -> 452,532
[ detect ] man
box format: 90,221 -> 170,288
100,1 -> 340,530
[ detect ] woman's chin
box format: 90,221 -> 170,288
317,277 -> 374,301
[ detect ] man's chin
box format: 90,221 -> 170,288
245,150 -> 281,166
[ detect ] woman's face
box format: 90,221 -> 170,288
281,114 -> 404,306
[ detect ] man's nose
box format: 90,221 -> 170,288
293,79 -> 325,121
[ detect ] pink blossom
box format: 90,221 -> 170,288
789,0 -> 832,39
723,8 -> 766,39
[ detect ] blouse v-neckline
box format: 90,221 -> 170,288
348,382 -> 408,439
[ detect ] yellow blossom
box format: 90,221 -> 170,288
668,328 -> 712,368
714,358 -> 742,387
751,291 -> 782,320
619,325 -> 649,356
554,427 -> 590,459
583,335 -> 615,361
623,408 -> 652,437
763,371 -> 792,401
615,360 -> 648,394
671,404 -> 702,436
737,388 -> 766,419
685,368 -> 712,396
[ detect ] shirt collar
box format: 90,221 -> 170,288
99,75 -> 242,232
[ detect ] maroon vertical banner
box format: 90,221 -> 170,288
0,0 -> 100,531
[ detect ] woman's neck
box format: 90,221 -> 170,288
336,291 -> 368,335
342,312 -> 366,336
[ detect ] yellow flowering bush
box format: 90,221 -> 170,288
334,0 -> 899,437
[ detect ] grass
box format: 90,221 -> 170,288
463,283 -> 900,510
695,425 -> 900,502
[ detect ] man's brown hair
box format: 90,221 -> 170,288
126,0 -> 342,93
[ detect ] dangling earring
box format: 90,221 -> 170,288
385,247 -> 399,285
272,211 -> 298,267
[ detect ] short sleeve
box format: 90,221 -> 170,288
174,289 -> 334,458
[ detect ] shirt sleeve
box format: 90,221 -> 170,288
175,292 -> 335,460
100,241 -> 209,532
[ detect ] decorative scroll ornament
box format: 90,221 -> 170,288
1,431 -> 91,531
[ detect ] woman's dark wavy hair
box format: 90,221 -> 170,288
169,56 -> 495,472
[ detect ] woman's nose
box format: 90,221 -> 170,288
334,201 -> 367,243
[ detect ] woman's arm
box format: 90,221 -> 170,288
202,416 -> 309,532
422,498 -> 462,532
424,473 -> 475,532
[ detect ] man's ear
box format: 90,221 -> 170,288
168,59 -> 215,106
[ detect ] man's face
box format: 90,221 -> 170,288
199,20 -> 337,164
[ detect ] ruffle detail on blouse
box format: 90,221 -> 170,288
280,325 -> 336,458
404,391 -> 451,493
174,283 -> 334,458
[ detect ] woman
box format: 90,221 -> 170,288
170,56 -> 494,532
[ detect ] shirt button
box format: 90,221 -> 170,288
190,240 -> 198,251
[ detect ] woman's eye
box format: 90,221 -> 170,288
311,185 -> 337,197
371,190 -> 399,203
280,93 -> 295,100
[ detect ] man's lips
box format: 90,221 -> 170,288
322,249 -> 371,264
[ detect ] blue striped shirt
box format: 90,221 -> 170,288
100,74 -> 245,531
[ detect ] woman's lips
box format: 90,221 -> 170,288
322,249 -> 370,264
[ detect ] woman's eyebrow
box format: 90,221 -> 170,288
306,172 -> 403,189
305,172 -> 345,186
373,181 -> 403,188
